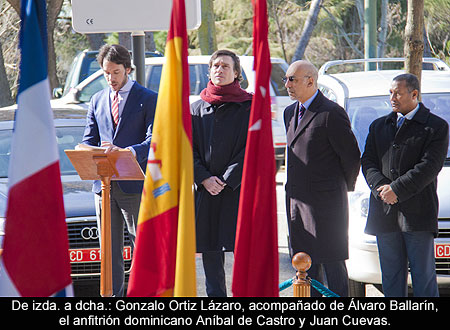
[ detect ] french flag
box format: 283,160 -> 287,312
0,0 -> 72,297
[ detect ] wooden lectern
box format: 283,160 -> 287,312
65,144 -> 145,297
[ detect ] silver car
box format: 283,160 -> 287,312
317,58 -> 450,296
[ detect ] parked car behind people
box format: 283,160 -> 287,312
317,57 -> 450,296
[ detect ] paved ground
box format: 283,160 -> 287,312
195,167 -> 384,297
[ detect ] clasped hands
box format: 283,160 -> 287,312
101,141 -> 122,152
202,176 -> 226,196
377,184 -> 398,205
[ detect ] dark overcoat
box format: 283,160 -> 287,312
361,103 -> 449,236
284,91 -> 360,263
191,99 -> 251,252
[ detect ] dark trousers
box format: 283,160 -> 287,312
307,260 -> 349,297
202,251 -> 227,297
95,182 -> 141,297
377,231 -> 439,297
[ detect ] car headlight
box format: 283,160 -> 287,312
349,191 -> 369,218
348,191 -> 377,245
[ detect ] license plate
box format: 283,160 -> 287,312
69,246 -> 132,263
435,244 -> 450,258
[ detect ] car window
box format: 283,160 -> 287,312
347,96 -> 392,152
319,86 -> 337,103
189,64 -> 210,95
63,59 -> 79,96
0,130 -> 12,178
347,93 -> 450,158
56,126 -> 86,175
146,65 -> 163,93
0,126 -> 85,178
146,63 -> 249,95
79,55 -> 100,84
270,62 -> 288,96
78,75 -> 108,103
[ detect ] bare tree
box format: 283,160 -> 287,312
291,0 -> 322,62
0,39 -> 14,107
268,0 -> 287,63
404,0 -> 424,87
198,0 -> 217,55
7,0 -> 63,91
86,33 -> 106,50
378,0 -> 388,58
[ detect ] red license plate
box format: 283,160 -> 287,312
69,246 -> 132,263
435,244 -> 450,258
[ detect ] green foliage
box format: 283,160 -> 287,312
2,0 -> 450,99
153,31 -> 169,54
104,32 -> 119,45
425,0 -> 450,62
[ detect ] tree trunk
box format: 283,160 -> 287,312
198,0 -> 217,55
87,33 -> 106,50
145,32 -> 156,52
377,0 -> 388,58
118,33 -> 132,50
46,0 -> 63,91
0,39 -> 14,107
269,0 -> 287,63
404,0 -> 424,87
292,0 -> 322,62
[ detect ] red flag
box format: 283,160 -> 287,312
232,0 -> 279,297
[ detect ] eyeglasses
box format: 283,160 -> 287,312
282,75 -> 311,83
282,76 -> 295,83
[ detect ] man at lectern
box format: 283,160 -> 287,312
82,44 -> 157,296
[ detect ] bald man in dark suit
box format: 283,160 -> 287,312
283,60 -> 360,297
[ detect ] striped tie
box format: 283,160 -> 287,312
397,115 -> 405,129
298,104 -> 306,127
111,91 -> 119,127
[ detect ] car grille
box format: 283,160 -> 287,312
436,218 -> 450,276
67,217 -> 132,280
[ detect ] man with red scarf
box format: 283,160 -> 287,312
191,49 -> 252,296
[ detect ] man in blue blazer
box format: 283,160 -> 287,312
82,44 -> 157,296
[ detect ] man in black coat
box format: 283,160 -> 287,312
283,60 -> 360,297
362,73 -> 449,297
191,50 -> 252,297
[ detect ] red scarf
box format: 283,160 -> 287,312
200,80 -> 253,105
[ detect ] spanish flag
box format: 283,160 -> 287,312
127,0 -> 196,297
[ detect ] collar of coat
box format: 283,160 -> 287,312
385,102 -> 430,126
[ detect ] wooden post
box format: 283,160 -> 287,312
94,155 -> 114,297
65,146 -> 145,297
292,252 -> 312,297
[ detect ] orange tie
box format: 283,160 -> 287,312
111,91 -> 119,127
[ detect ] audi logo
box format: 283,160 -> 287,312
81,227 -> 99,240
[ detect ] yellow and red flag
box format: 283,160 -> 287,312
232,0 -> 279,296
127,0 -> 196,297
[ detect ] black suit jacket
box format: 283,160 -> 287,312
283,90 -> 360,262
362,103 -> 449,236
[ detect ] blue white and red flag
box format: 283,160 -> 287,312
0,0 -> 73,297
